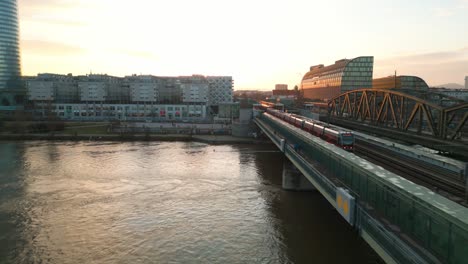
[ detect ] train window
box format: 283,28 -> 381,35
341,134 -> 354,145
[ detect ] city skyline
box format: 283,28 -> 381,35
19,0 -> 468,89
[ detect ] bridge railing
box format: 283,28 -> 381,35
355,205 -> 428,264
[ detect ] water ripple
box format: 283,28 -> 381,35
0,141 -> 382,264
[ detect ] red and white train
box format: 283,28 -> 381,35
266,108 -> 355,151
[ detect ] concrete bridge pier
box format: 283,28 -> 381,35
282,158 -> 316,191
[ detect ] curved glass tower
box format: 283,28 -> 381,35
301,56 -> 373,101
0,0 -> 21,90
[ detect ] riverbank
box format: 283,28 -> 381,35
0,133 -> 267,144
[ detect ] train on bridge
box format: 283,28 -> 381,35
256,113 -> 468,264
266,108 -> 355,151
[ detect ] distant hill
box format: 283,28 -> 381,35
433,83 -> 465,89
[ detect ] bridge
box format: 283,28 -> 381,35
326,89 -> 468,156
254,111 -> 468,264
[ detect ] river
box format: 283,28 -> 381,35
0,141 -> 382,263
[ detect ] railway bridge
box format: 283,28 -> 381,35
326,89 -> 468,156
254,111 -> 468,264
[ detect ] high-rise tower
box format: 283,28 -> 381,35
0,0 -> 21,90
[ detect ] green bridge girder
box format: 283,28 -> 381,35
328,89 -> 468,141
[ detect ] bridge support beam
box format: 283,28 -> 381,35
282,158 -> 316,191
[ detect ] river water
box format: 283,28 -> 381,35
0,141 -> 382,263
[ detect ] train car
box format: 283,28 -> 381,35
266,108 -> 354,151
331,130 -> 354,151
259,101 -> 285,111
303,119 -> 354,151
290,116 -> 304,128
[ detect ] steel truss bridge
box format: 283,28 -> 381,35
327,89 -> 468,155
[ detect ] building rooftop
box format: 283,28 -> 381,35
303,59 -> 350,80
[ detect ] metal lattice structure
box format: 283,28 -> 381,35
328,89 -> 468,141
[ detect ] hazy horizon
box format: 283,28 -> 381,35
19,0 -> 468,89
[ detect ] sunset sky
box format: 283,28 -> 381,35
19,0 -> 468,89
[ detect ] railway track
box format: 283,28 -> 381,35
328,117 -> 468,157
355,139 -> 466,199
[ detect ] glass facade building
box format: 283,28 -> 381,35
372,75 -> 429,91
0,0 -> 21,90
301,56 -> 373,101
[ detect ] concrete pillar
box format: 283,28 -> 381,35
282,158 -> 316,191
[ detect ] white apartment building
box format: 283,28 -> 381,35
126,75 -> 160,102
180,75 -> 209,103
79,76 -> 108,101
28,79 -> 54,101
27,74 -> 233,105
207,76 -> 233,105
79,75 -> 125,102
27,73 -> 77,101
27,73 -> 233,121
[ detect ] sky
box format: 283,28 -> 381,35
18,0 -> 468,89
